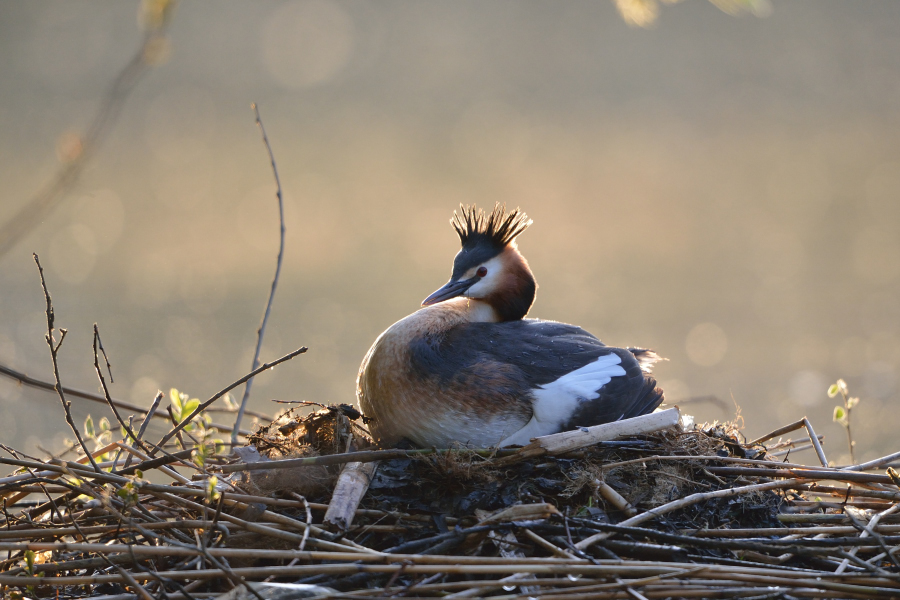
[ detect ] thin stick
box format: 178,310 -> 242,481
0,363 -> 249,435
804,417 -> 829,467
842,450 -> 900,473
232,103 -> 287,446
218,447 -> 517,473
153,346 -> 307,454
575,479 -> 809,550
749,419 -> 807,446
92,324 -> 142,453
123,391 -> 164,470
33,254 -> 99,473
704,466 -> 894,485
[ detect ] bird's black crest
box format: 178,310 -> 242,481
451,204 -> 532,251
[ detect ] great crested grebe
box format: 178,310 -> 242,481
357,204 -> 665,448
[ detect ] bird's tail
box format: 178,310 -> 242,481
621,375 -> 666,419
628,348 -> 666,373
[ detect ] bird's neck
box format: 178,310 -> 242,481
486,250 -> 536,321
437,297 -> 500,324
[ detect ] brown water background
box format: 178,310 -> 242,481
1,1 -> 899,464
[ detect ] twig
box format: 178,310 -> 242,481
0,363 -> 249,435
704,466 -> 895,485
153,346 -> 307,454
123,391 -> 164,470
804,417 -> 829,467
33,254 -> 99,473
575,479 -> 810,550
232,103 -> 287,445
749,419 -> 807,446
217,446 -> 519,473
843,450 -> 900,472
92,324 -> 142,451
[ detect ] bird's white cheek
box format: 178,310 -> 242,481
464,280 -> 485,297
465,272 -> 500,298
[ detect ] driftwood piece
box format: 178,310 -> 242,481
521,407 -> 681,455
323,461 -> 379,532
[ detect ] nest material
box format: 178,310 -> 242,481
236,404 -> 372,498
1,407 -> 900,600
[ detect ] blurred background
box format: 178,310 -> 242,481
1,0 -> 899,465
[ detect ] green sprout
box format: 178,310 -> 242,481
23,549 -> 35,576
828,379 -> 860,464
170,388 -> 225,468
80,414 -> 115,469
205,475 -> 221,504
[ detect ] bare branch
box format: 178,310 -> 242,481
232,104 -> 288,445
32,253 -> 99,473
0,363 -> 252,436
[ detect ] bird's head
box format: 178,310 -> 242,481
422,204 -> 536,321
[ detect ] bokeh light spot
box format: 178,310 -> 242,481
788,369 -> 826,407
261,0 -> 355,89
685,322 -> 728,367
48,223 -> 99,284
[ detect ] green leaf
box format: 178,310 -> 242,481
170,388 -> 181,408
206,475 -> 220,503
84,415 -> 95,438
833,405 -> 848,426
183,398 -> 200,418
827,383 -> 840,398
99,417 -> 110,432
193,447 -> 205,468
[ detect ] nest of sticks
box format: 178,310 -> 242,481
1,401 -> 900,600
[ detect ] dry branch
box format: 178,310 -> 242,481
232,104 -> 288,445
0,364 -> 252,436
33,253 -> 99,473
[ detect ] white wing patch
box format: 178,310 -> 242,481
499,353 -> 626,447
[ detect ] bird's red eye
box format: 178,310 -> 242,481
476,266 -> 488,277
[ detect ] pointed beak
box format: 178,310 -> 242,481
422,277 -> 477,306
